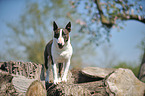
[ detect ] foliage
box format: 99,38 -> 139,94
6,0 -> 97,68
4,0 -> 145,70
113,62 -> 140,77
69,0 -> 145,45
6,0 -> 73,64
7,2 -> 51,64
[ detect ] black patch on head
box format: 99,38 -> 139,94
53,21 -> 58,31
54,29 -> 60,39
65,22 -> 71,32
53,21 -> 71,43
62,29 -> 69,42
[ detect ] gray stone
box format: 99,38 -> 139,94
81,67 -> 116,78
106,68 -> 145,96
12,75 -> 36,95
0,70 -> 20,96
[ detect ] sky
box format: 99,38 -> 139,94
0,0 -> 145,67
111,21 -> 145,62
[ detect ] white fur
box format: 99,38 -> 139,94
51,29 -> 73,84
57,29 -> 65,45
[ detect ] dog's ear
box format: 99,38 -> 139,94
53,21 -> 58,31
65,22 -> 71,32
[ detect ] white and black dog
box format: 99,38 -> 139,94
44,21 -> 73,84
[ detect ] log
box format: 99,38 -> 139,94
0,61 -> 145,96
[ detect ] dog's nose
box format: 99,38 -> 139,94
58,43 -> 63,49
58,43 -> 62,46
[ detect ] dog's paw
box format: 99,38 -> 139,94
54,79 -> 59,84
58,78 -> 62,83
62,77 -> 67,83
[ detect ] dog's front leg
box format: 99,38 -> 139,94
45,68 -> 49,83
52,63 -> 58,84
62,59 -> 70,82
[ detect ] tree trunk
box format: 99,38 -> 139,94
138,49 -> 145,82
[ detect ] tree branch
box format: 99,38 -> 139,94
94,0 -> 145,28
94,0 -> 114,28
117,13 -> 145,24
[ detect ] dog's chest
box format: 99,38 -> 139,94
52,43 -> 72,63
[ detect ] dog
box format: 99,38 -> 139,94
44,21 -> 73,84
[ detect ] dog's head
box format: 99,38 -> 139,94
53,21 -> 71,49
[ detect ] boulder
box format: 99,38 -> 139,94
81,67 -> 116,78
46,83 -> 91,96
46,68 -> 106,96
1,61 -> 145,96
0,70 -> 20,96
105,68 -> 145,96
12,75 -> 36,94
0,61 -> 42,79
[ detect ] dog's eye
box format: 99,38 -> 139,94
62,32 -> 67,35
54,33 -> 59,38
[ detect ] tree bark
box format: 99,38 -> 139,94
138,49 -> 145,82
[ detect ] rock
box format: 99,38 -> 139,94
0,70 -> 20,96
105,68 -> 145,96
12,75 -> 37,95
46,83 -> 91,96
71,68 -> 102,83
46,80 -> 106,96
26,80 -> 47,96
0,61 -> 42,80
138,62 -> 145,82
1,61 -> 145,96
46,69 -> 107,96
81,67 -> 116,78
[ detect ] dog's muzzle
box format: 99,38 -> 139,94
58,43 -> 64,49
